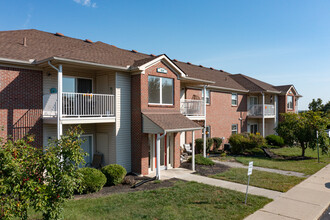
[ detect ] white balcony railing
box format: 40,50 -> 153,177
180,99 -> 205,117
248,104 -> 275,117
43,92 -> 115,118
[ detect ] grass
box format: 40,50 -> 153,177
232,147 -> 330,175
28,181 -> 271,220
210,168 -> 305,192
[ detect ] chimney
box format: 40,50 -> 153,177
23,37 -> 27,47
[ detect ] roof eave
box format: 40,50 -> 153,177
207,85 -> 249,93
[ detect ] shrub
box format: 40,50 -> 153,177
78,167 -> 107,194
266,135 -> 285,147
0,126 -> 86,220
101,164 -> 127,186
229,133 -> 265,154
213,137 -> 223,149
187,154 -> 215,166
195,138 -> 214,153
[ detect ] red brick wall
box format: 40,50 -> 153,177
131,61 -> 181,175
0,66 -> 43,147
185,88 -> 247,146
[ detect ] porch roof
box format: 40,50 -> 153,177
142,112 -> 202,134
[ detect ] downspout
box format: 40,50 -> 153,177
156,131 -> 167,180
48,61 -> 63,140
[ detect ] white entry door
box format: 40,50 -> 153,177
79,135 -> 93,168
148,134 -> 174,172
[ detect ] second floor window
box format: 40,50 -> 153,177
202,89 -> 210,104
287,96 -> 293,110
231,93 -> 238,106
148,76 -> 173,105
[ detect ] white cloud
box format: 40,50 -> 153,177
73,0 -> 97,8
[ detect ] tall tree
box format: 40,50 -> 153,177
276,111 -> 329,157
308,98 -> 324,112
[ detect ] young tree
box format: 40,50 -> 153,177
275,111 -> 330,157
0,126 -> 86,219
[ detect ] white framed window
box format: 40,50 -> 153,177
202,89 -> 210,105
148,76 -> 174,105
287,96 -> 293,110
231,93 -> 238,106
231,124 -> 238,134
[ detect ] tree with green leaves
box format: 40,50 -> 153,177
309,98 -> 330,115
275,111 -> 330,157
0,126 -> 86,220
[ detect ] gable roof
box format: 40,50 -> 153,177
274,85 -> 302,97
230,74 -> 280,93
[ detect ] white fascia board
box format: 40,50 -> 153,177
0,57 -> 35,65
138,55 -> 186,78
181,76 -> 215,85
165,127 -> 203,133
207,85 -> 249,93
36,57 -> 130,71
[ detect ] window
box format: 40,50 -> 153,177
148,76 -> 174,105
231,124 -> 238,134
202,89 -> 210,104
287,96 -> 293,110
231,93 -> 238,106
250,124 -> 258,134
63,77 -> 93,93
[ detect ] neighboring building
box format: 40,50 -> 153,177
0,29 -> 301,176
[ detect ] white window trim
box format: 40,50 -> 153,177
231,124 -> 238,134
287,96 -> 293,110
148,76 -> 174,105
231,93 -> 238,106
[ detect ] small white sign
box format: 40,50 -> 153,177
157,67 -> 167,74
247,161 -> 253,176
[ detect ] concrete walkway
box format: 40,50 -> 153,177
245,163 -> 330,220
157,168 -> 282,199
213,160 -> 308,177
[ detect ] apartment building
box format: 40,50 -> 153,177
0,29 -> 301,177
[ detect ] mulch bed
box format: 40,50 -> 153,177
74,176 -> 181,200
180,162 -> 230,176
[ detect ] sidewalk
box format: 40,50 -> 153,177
157,168 -> 282,199
245,163 -> 330,220
213,160 -> 308,177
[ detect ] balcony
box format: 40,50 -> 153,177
43,92 -> 115,124
248,104 -> 275,118
180,99 -> 205,120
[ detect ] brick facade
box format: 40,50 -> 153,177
185,88 -> 248,146
131,61 -> 182,175
0,66 -> 43,147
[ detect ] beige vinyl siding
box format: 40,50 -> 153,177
142,115 -> 163,134
43,124 -> 57,147
115,72 -> 131,172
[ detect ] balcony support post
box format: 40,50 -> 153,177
262,92 -> 265,137
274,95 -> 278,131
203,85 -> 207,157
48,61 -> 63,140
192,130 -> 195,171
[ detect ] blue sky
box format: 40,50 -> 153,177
1,0 -> 329,110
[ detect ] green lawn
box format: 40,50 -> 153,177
234,147 -> 330,175
29,181 -> 271,220
210,168 -> 305,192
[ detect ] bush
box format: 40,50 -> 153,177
101,164 -> 127,186
187,154 -> 215,166
78,167 -> 107,194
0,126 -> 86,219
195,138 -> 214,153
213,137 -> 223,149
266,135 -> 285,147
229,133 -> 266,154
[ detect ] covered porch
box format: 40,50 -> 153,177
142,112 -> 203,179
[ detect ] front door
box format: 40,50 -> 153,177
148,134 -> 174,172
79,135 -> 93,168
249,124 -> 258,134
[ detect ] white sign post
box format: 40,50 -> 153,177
245,161 -> 253,204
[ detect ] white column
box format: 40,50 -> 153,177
203,85 -> 207,157
192,131 -> 195,171
57,65 -> 63,140
274,95 -> 278,129
156,134 -> 161,180
262,92 -> 265,137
